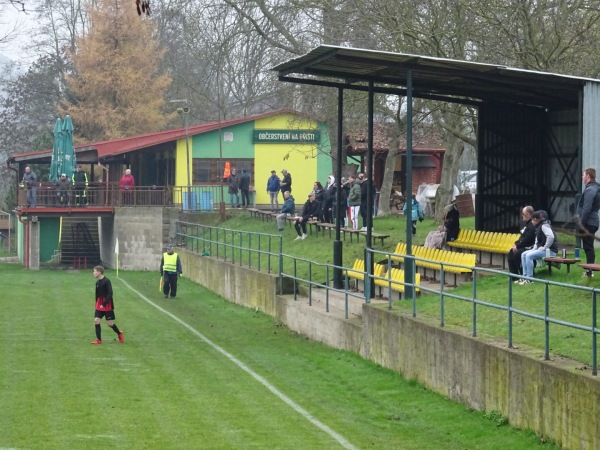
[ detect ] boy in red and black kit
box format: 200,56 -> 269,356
91,265 -> 124,345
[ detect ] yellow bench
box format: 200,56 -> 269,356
347,259 -> 386,290
390,243 -> 476,286
447,229 -> 520,267
374,268 -> 421,299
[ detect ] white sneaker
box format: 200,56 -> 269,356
361,227 -> 367,231
294,236 -> 302,240
301,233 -> 307,240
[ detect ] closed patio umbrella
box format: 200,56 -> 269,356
61,115 -> 77,178
50,118 -> 64,181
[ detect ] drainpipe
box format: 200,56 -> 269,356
16,211 -> 29,269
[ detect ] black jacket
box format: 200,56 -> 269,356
300,199 -> 319,220
444,206 -> 460,241
514,219 -> 536,249
238,172 -> 251,190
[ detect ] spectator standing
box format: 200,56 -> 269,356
276,191 -> 295,231
280,169 -> 292,199
340,177 -> 351,227
293,193 -> 319,240
358,173 -> 374,230
313,181 -> 325,221
160,243 -> 183,298
266,170 -> 281,211
239,169 -> 251,208
577,167 -> 600,277
22,166 -> 37,208
55,173 -> 71,207
119,169 -> 135,206
72,164 -> 89,206
322,175 -> 336,223
227,168 -> 240,207
507,206 -> 536,276
518,210 -> 558,285
403,194 -> 424,236
347,175 -> 362,230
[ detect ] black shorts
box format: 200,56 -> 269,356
95,309 -> 116,321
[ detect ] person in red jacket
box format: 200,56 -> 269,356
91,266 -> 124,344
119,168 -> 135,205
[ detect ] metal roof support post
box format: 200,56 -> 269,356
364,82 -> 375,300
405,70 -> 415,299
333,87 -> 344,289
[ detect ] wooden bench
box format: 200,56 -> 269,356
543,257 -> 581,275
339,227 -> 390,247
391,242 -> 476,286
247,208 -> 275,222
374,267 -> 421,299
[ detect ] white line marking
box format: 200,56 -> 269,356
118,278 -> 358,450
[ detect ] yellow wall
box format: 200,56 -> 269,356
254,114 -> 319,205
175,138 -> 192,186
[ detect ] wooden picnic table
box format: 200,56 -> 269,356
578,263 -> 600,276
543,257 -> 581,274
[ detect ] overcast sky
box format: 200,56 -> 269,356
0,5 -> 36,63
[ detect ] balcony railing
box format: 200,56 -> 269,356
16,183 -> 230,210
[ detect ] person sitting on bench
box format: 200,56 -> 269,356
517,210 -> 558,285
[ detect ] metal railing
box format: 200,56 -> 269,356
16,183 -> 234,210
367,247 -> 600,375
176,220 -> 600,374
176,221 -> 283,274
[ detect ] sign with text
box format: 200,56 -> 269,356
253,129 -> 320,144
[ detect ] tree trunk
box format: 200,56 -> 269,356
435,132 -> 464,222
378,138 -> 400,216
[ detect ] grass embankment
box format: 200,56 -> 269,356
0,265 -> 556,449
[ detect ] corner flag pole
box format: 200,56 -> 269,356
115,238 -> 119,277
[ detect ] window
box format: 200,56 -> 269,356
192,158 -> 254,184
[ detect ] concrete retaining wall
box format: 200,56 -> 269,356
179,249 -> 599,450
100,207 -> 179,270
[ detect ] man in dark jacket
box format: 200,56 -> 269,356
22,166 -> 37,207
507,205 -> 536,275
577,168 -> 600,277
72,165 -> 89,206
358,173 -> 374,230
293,193 -> 319,240
227,168 -> 240,207
239,169 -> 251,207
280,169 -> 292,199
55,173 -> 71,206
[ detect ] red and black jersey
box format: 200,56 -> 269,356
95,276 -> 114,312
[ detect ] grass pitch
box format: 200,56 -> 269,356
0,264 -> 556,449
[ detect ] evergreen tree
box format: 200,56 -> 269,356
59,0 -> 173,141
